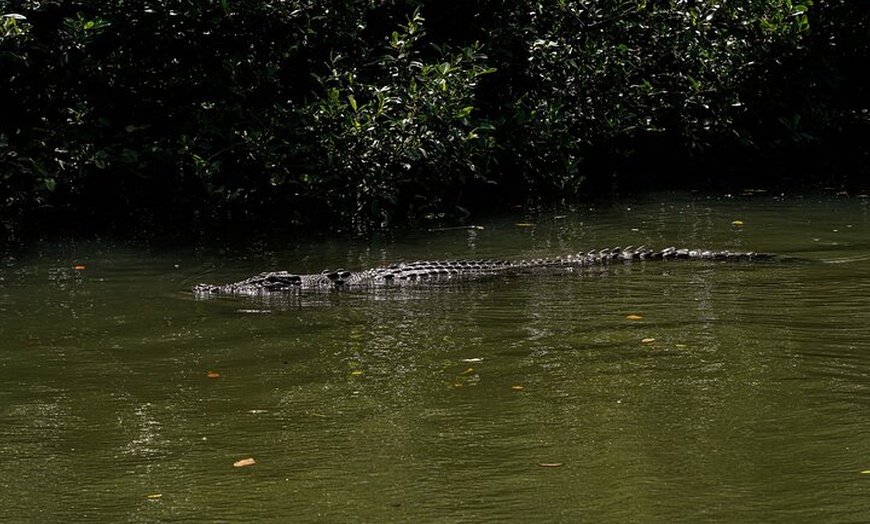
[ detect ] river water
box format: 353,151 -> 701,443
2,192 -> 869,523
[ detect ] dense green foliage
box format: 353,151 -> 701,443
1,0 -> 867,235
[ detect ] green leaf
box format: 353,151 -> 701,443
456,106 -> 473,118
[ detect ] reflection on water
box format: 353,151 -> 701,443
1,193 -> 869,523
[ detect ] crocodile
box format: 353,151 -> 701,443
193,246 -> 778,296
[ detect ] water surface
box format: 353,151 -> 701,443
2,193 -> 869,523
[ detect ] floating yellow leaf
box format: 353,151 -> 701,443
641,338 -> 656,344
675,344 -> 687,349
460,367 -> 475,375
206,371 -> 220,379
146,493 -> 163,499
233,458 -> 256,468
731,220 -> 744,226
350,370 -> 364,376
538,463 -> 564,468
861,470 -> 870,474
515,223 -> 536,227
625,314 -> 643,321
512,385 -> 524,391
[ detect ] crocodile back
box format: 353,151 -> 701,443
193,246 -> 772,296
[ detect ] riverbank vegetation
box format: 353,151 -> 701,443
1,0 -> 867,236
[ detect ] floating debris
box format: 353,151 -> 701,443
233,458 -> 256,468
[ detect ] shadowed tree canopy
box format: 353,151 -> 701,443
0,0 -> 867,236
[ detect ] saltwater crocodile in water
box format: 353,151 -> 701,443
193,246 -> 779,296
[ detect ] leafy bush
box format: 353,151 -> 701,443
0,0 -> 864,236
297,9 -> 496,228
498,0 -> 814,193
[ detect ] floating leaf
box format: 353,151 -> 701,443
146,493 -> 163,499
350,370 -> 364,376
512,385 -> 524,391
861,470 -> 870,474
515,223 -> 536,227
73,265 -> 86,270
641,338 -> 656,344
207,371 -> 220,379
675,344 -> 687,349
233,458 -> 256,468
625,314 -> 643,320
460,367 -> 475,375
538,463 -> 564,468
461,358 -> 483,363
731,220 -> 744,226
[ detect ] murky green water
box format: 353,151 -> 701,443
2,192 -> 870,523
